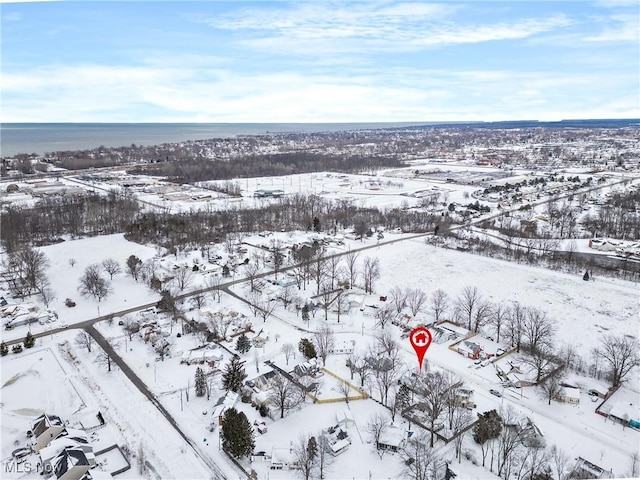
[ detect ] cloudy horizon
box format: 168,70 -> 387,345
1,0 -> 638,123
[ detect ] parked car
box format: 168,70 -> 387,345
12,447 -> 31,459
489,389 -> 502,397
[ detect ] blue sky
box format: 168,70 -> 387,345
1,0 -> 638,122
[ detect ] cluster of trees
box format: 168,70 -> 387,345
131,152 -> 405,184
123,193 -> 444,251
472,406 -> 578,480
1,192 -> 139,253
1,246 -> 51,301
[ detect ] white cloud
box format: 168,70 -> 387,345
195,3 -> 572,55
584,13 -> 639,42
2,62 -> 638,123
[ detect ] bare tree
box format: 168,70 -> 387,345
370,350 -> 403,406
96,347 -> 113,372
344,250 -> 360,290
3,246 -> 50,299
78,264 -> 112,302
507,301 -> 527,353
407,288 -> 428,317
318,282 -> 337,321
472,299 -> 492,333
268,238 -> 285,280
244,260 -> 261,292
430,289 -> 449,324
39,283 -> 56,308
523,307 -> 556,354
326,255 -> 342,290
539,367 -> 564,405
269,373 -> 304,419
550,444 -> 571,480
204,275 -> 223,303
154,338 -> 172,361
69,258 -> 77,268
389,286 -> 409,314
496,406 -> 529,478
191,293 -> 206,310
282,342 -> 295,365
279,284 -> 296,310
366,412 -> 388,452
593,334 -> 640,387
337,380 -> 351,403
376,329 -> 398,356
102,258 -> 121,280
399,432 -> 439,480
75,331 -> 94,353
172,266 -> 194,292
362,256 -> 380,294
455,286 -> 481,331
522,345 -> 558,383
451,407 -> 473,463
334,292 -> 350,323
374,307 -> 395,330
292,433 -> 318,480
256,297 -> 278,323
627,451 -> 640,480
413,370 -> 454,447
314,326 -> 335,366
316,433 -> 334,480
489,302 -> 509,344
311,250 -> 328,295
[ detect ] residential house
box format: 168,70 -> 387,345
556,386 -> 581,405
457,341 -> 482,360
52,447 -> 92,480
328,340 -> 354,356
376,424 -> 406,452
571,457 -> 614,479
322,425 -> 351,456
40,434 -> 95,473
31,413 -> 66,450
270,447 -> 299,470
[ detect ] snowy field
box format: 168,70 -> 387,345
1,165 -> 639,479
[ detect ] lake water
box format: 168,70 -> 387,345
0,122 -> 423,157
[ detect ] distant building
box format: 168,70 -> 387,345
31,413 -> 66,450
254,189 -> 284,198
570,457 -> 614,479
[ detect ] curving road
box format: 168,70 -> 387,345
86,325 -> 229,480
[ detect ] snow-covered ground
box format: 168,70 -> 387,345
4,231 -> 637,479
1,165 -> 639,479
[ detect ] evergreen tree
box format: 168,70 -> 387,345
298,338 -> 317,360
222,356 -> 247,393
301,304 -> 310,325
221,408 -> 255,458
313,217 -> 321,233
473,409 -> 502,466
222,265 -> 231,277
156,289 -> 177,315
236,333 -> 251,354
194,367 -> 206,397
583,270 -> 590,281
0,341 -> 8,356
24,332 -> 35,349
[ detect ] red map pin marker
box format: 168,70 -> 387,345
409,327 -> 433,371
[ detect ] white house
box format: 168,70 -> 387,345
31,413 -> 66,450
377,424 -> 406,452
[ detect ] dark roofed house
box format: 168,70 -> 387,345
31,413 -> 66,450
52,447 -> 91,480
